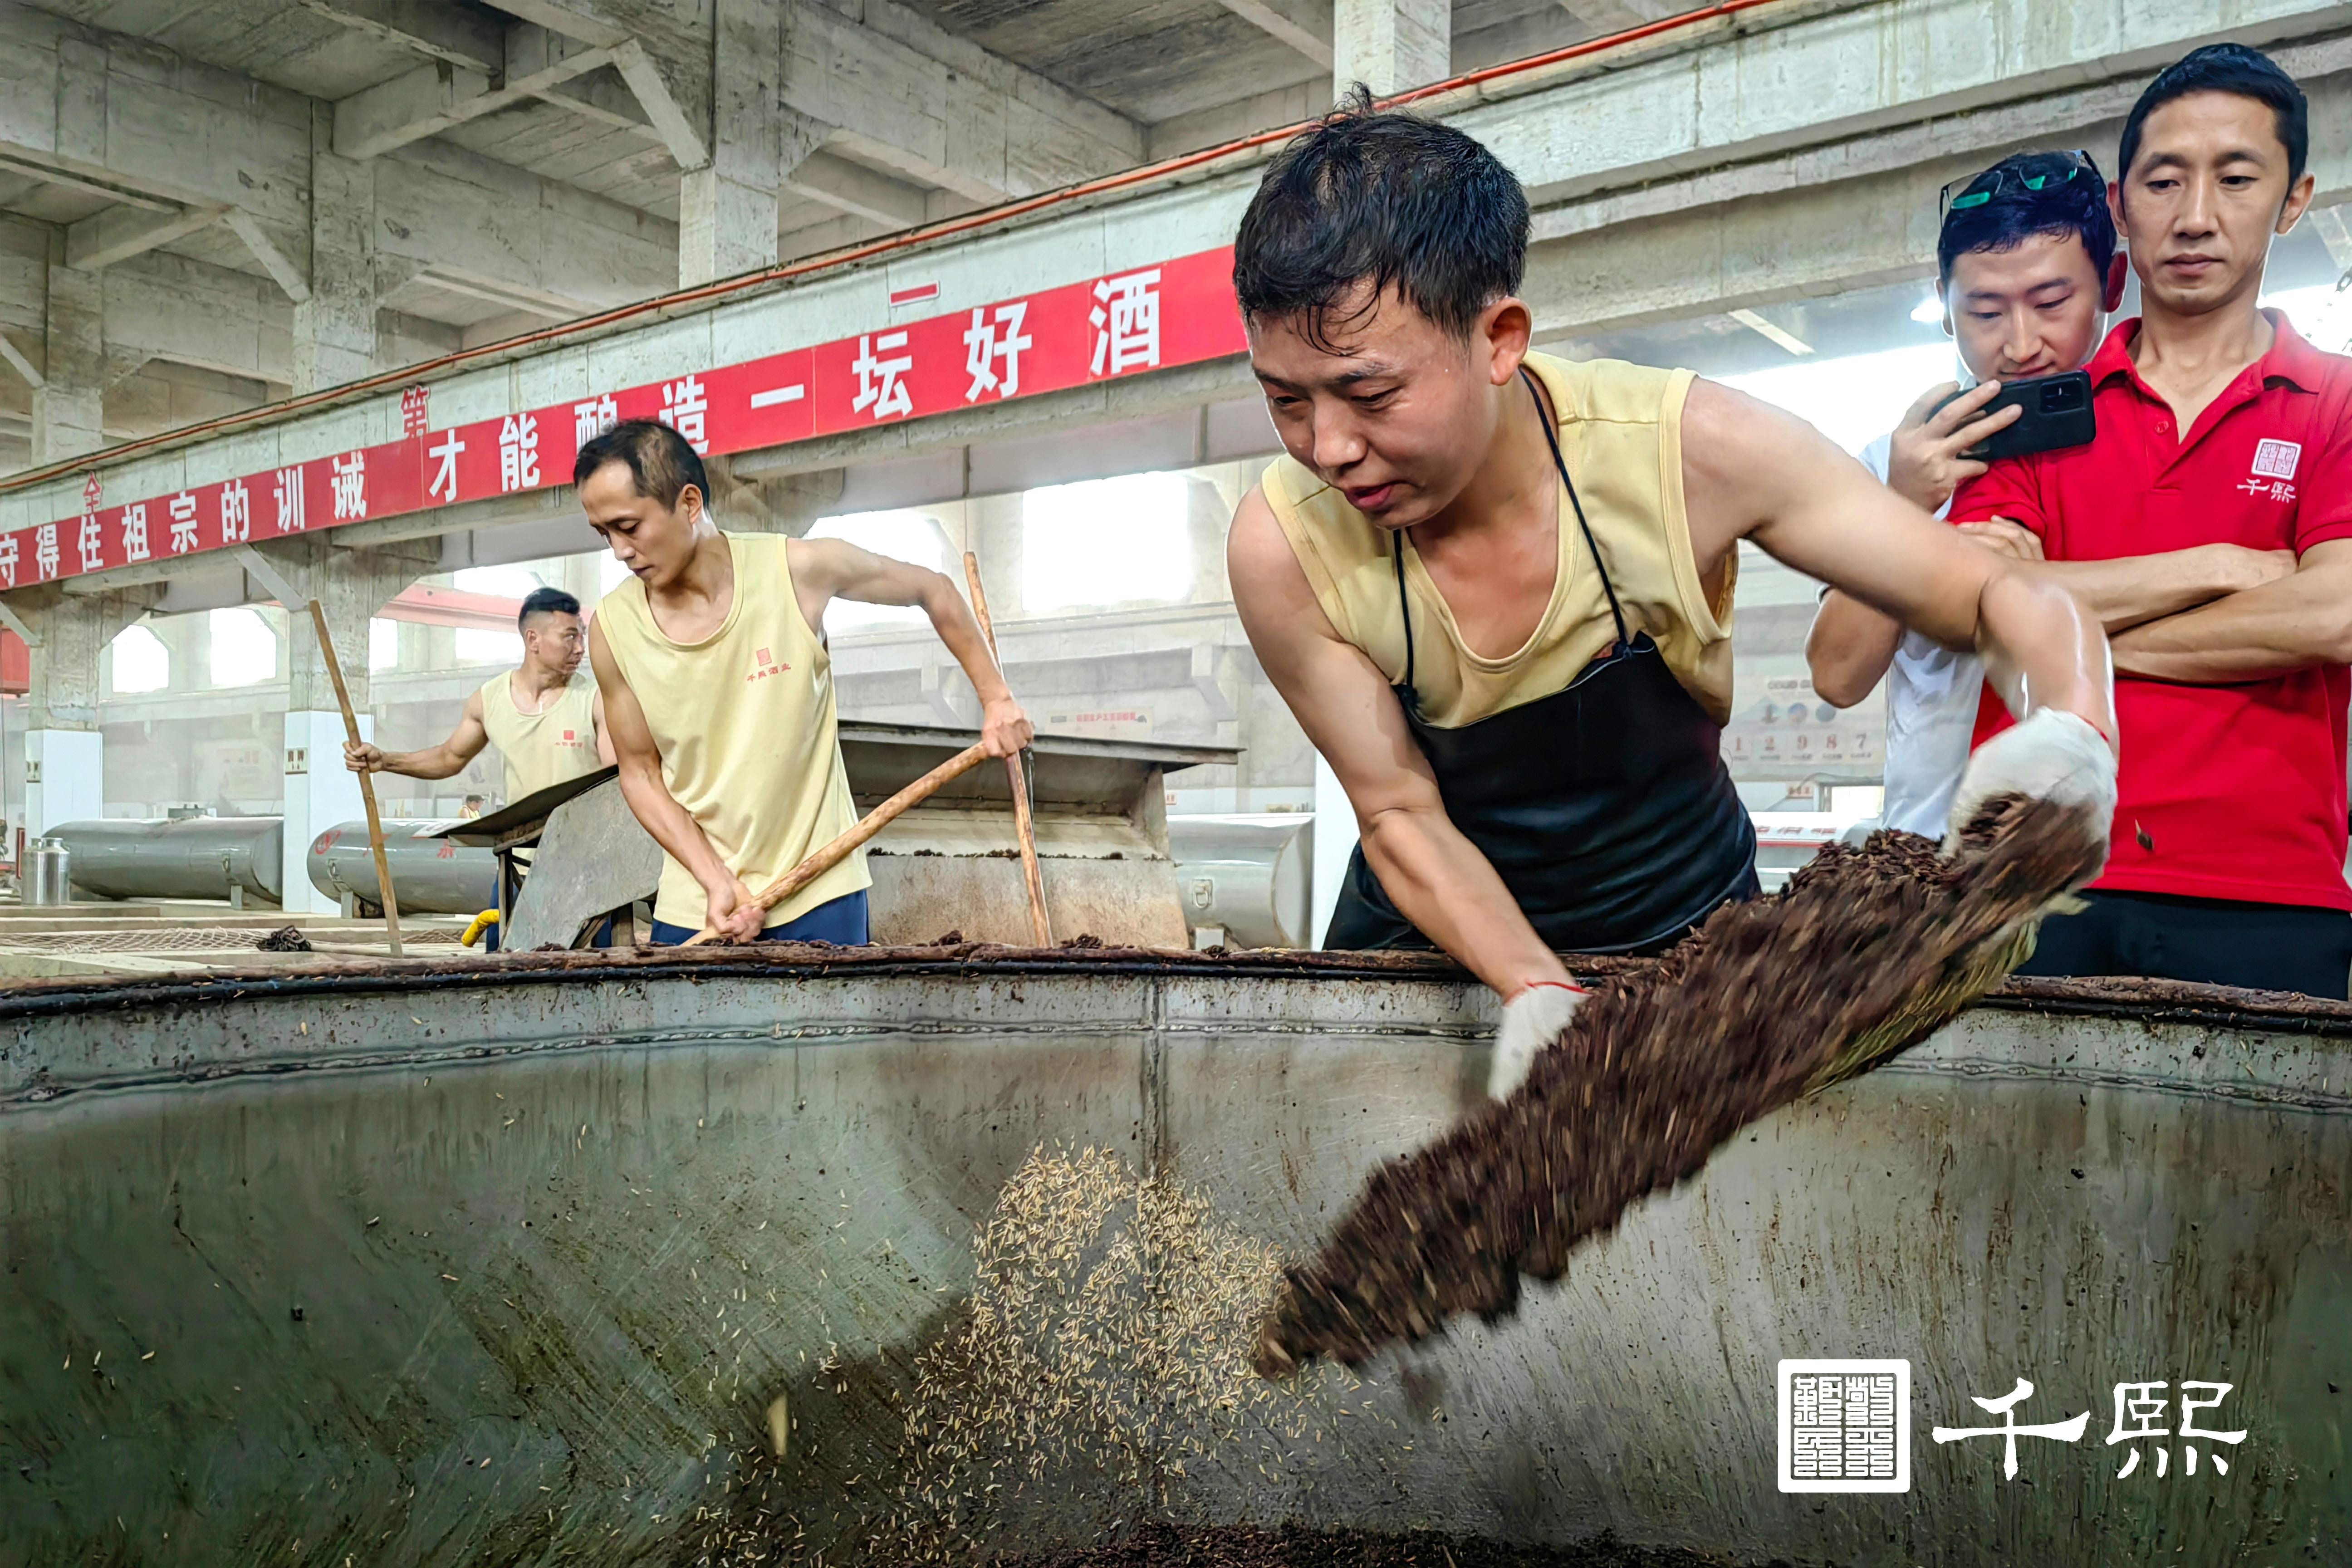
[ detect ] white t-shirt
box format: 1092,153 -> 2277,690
1857,431 -> 1983,838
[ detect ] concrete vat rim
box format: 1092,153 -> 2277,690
0,943 -> 2347,1030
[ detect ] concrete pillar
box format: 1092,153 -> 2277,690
1184,477 -> 1231,606
677,0 -> 797,288
1333,0 -> 1449,97
294,103 -> 379,394
32,236 -> 105,464
236,540 -> 427,911
8,587 -> 157,834
967,492 -> 1028,622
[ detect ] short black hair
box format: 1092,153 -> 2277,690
518,586 -> 580,631
2119,43 -> 2307,186
573,418 -> 709,510
1937,152 -> 2117,287
1233,87 -> 1529,351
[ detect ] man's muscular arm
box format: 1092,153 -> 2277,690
1681,379 -> 2115,740
787,537 -> 1033,758
345,689 -> 489,779
592,689 -> 615,767
1229,487 -> 1569,1000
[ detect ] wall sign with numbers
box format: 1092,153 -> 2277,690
0,247 -> 1246,592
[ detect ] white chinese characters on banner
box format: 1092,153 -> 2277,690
34,523 -> 59,581
500,413 -> 540,492
331,452 -> 367,520
220,478 -> 251,544
575,393 -> 619,449
428,429 -> 464,505
852,332 -> 914,421
963,302 -> 1032,403
0,535 -> 16,588
1091,270 -> 1162,377
122,500 -> 152,563
661,374 -> 709,452
166,493 -> 196,556
275,467 -> 306,533
77,511 -> 102,573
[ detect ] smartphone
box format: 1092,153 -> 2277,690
1936,370 -> 2096,461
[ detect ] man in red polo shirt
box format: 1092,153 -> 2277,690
1955,42 -> 2352,997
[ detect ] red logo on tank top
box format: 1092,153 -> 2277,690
746,645 -> 793,682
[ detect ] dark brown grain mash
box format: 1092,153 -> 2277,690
1257,795 -> 2104,1374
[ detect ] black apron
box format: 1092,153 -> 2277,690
1324,368 -> 1759,956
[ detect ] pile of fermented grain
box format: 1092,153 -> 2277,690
690,1147 -> 1382,1566
1256,795 -> 2104,1374
871,1147 -> 1364,1564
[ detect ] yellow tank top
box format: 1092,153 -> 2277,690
593,532 -> 869,929
1261,352 -> 1736,728
477,670 -> 600,805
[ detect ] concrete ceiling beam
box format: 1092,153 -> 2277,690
782,0 -> 1141,203
331,35 -> 616,161
64,204 -> 234,273
783,152 -> 928,229
290,0 -> 507,73
0,157 -> 175,214
222,211 -> 312,303
611,40 -> 709,170
1212,0 -> 1335,69
0,331 -> 42,390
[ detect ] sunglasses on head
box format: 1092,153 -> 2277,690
1940,150 -> 2103,216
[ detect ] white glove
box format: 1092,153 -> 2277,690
1943,707 -> 2117,871
1489,981 -> 1588,1100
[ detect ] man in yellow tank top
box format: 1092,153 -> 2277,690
343,586 -> 612,805
1228,95 -> 2122,1096
579,420 -> 1032,945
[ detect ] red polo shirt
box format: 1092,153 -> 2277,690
1955,312 -> 2352,911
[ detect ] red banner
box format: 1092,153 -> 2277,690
1,246 -> 1246,591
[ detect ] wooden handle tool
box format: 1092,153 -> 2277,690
964,552 -> 1053,947
309,600 -> 403,958
682,742 -> 991,946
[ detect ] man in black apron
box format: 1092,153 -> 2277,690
1227,96 -> 2120,1096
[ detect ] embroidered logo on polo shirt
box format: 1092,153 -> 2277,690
2239,439 -> 2302,503
746,645 -> 793,682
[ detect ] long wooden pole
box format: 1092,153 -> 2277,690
964,552 -> 1053,947
682,742 -> 991,947
308,601 -> 403,957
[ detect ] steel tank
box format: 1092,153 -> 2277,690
1169,813 -> 1313,948
0,953 -> 2346,1566
48,815 -> 284,905
305,819 -> 499,914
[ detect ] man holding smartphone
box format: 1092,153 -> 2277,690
1811,152 -> 2125,836
1955,44 -> 2352,996
1811,151 -> 2285,836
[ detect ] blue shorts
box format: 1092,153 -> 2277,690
650,889 -> 870,947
